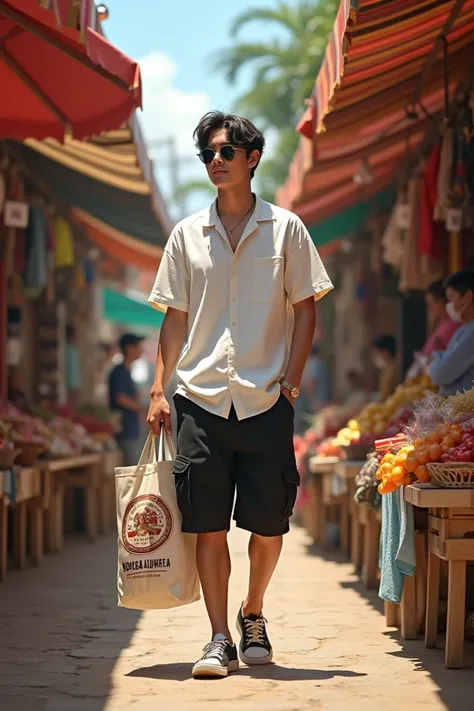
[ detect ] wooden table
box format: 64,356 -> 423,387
336,460 -> 367,566
307,457 -> 340,547
39,454 -> 103,554
405,484 -> 474,668
0,468 -> 42,579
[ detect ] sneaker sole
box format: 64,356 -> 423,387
236,619 -> 273,666
192,659 -> 239,679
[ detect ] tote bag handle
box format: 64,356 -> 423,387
137,430 -> 175,465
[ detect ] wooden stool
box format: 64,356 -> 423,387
425,507 -> 474,668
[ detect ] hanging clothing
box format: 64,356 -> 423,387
434,128 -> 453,222
54,216 -> 75,267
24,207 -> 47,296
381,204 -> 404,269
420,143 -> 443,260
399,176 -> 443,292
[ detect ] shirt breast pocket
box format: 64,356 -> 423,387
252,256 -> 284,304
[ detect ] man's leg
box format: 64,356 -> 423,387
243,533 -> 283,617
173,396 -> 237,677
197,530 -> 232,641
234,394 -> 299,664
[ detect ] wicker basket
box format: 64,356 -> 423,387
427,462 -> 474,488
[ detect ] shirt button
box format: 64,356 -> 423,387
232,270 -> 236,275
232,297 -> 236,302
232,321 -> 236,326
229,368 -> 235,376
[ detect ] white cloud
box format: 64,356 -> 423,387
137,50 -> 211,214
139,50 -> 210,154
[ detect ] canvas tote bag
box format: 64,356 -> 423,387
115,431 -> 200,610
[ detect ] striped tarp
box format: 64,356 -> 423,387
278,0 -> 474,230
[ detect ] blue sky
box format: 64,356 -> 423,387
104,0 -> 292,215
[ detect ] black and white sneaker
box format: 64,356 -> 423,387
192,634 -> 239,679
236,606 -> 273,665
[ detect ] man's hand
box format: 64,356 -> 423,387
281,387 -> 295,408
147,393 -> 172,436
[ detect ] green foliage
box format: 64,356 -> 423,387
213,0 -> 337,200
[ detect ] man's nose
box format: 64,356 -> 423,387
212,151 -> 224,164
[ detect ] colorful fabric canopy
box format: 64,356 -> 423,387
278,0 -> 474,229
25,116 -> 172,236
11,141 -> 168,252
0,0 -> 141,140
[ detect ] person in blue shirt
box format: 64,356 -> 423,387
429,269 -> 474,396
109,333 -> 146,466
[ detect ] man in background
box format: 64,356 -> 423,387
109,333 -> 146,466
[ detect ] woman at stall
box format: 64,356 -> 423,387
423,279 -> 460,355
429,269 -> 474,395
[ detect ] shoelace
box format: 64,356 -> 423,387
244,616 -> 268,645
201,639 -> 227,659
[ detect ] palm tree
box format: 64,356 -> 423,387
213,1 -> 337,130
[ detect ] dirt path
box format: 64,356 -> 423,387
0,526 -> 473,711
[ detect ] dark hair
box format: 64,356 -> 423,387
426,279 -> 446,302
66,325 -> 76,341
372,334 -> 396,357
193,111 -> 265,179
444,269 -> 474,296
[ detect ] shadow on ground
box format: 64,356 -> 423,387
0,534 -> 140,711
129,661 -> 367,683
332,554 -> 474,711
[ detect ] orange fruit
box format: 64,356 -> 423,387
378,480 -> 397,495
401,475 -> 414,486
428,444 -> 443,462
416,449 -> 430,465
451,429 -> 463,444
415,464 -> 430,483
405,455 -> 418,474
391,465 -> 406,483
381,453 -> 395,464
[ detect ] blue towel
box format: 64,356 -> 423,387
379,487 -> 415,604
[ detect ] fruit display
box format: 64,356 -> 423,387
409,421 -> 474,466
375,442 -> 419,494
356,375 -> 436,436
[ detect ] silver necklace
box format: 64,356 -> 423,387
217,197 -> 255,239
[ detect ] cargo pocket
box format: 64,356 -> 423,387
281,465 -> 300,522
172,455 -> 192,518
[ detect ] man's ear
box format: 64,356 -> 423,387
248,149 -> 260,170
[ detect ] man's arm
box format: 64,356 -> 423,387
283,297 -> 316,402
429,329 -> 473,387
147,308 -> 188,435
115,393 -> 143,413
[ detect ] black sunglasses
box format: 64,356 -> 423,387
198,144 -> 246,165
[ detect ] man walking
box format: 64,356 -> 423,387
147,111 -> 333,679
109,333 -> 146,466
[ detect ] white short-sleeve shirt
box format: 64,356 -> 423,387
148,196 -> 333,420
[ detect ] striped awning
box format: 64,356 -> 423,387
25,115 -> 172,236
278,0 -> 474,229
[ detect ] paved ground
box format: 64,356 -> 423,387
0,526 -> 473,711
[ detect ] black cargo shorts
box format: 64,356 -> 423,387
173,393 -> 300,537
